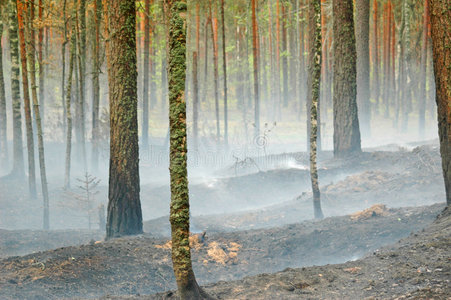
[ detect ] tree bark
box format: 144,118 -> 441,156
251,0 -> 260,137
418,0 -> 429,138
308,0 -> 324,219
355,0 -> 370,138
142,0 -> 150,150
209,4 -> 220,144
0,13 -> 8,169
105,0 -> 143,239
281,1 -> 288,108
371,0 -> 379,120
27,0 -> 50,229
332,0 -> 362,157
220,0 -> 228,147
17,0 -> 36,198
165,1 -> 212,299
428,0 -> 451,206
65,10 -> 77,190
38,0 -> 44,123
8,0 -> 24,178
91,0 -> 101,170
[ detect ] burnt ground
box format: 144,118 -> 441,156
0,144 -> 449,299
0,204 -> 447,299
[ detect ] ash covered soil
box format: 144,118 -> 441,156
0,204 -> 448,299
0,144 -> 449,299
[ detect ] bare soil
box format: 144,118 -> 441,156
0,145 -> 449,299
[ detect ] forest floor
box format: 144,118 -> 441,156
0,143 -> 449,299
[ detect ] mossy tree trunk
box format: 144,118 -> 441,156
332,0 -> 362,157
428,0 -> 451,206
27,0 -> 50,230
17,0 -> 36,198
308,0 -> 324,219
0,13 -> 8,170
8,0 -> 24,178
355,0 -> 371,138
165,0 -> 211,298
105,0 -> 143,239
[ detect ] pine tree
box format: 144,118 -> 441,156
332,0 -> 362,157
8,0 -> 24,178
105,0 -> 143,239
308,0 -> 324,219
428,0 -> 451,206
166,0 -> 211,298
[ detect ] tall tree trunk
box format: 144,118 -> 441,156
308,0 -> 324,219
105,0 -> 143,239
192,52 -> 199,152
8,0 -> 24,178
91,0 -> 101,170
209,4 -> 220,144
428,0 -> 451,206
27,0 -> 50,229
281,1 -> 288,108
202,16 -> 209,104
0,14 -> 8,169
275,0 -> 281,120
65,10 -> 77,190
332,0 -> 362,157
17,0 -> 36,198
165,1 -> 212,298
371,0 -> 379,119
61,0 -> 67,132
142,0 -> 150,150
355,0 -> 370,138
38,0 -> 44,123
220,0 -> 228,147
251,0 -> 260,137
418,0 -> 429,138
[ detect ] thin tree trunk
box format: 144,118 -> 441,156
428,0 -> 451,205
281,1 -> 288,108
8,0 -> 24,178
142,0 -> 150,150
332,0 -> 362,157
91,0 -> 101,170
251,0 -> 260,137
355,0 -> 370,138
210,8 -> 220,144
27,0 -> 50,230
275,0 -> 281,120
165,0 -> 212,298
17,0 -> 36,198
192,51 -> 199,152
0,14 -> 8,169
202,16 -> 209,104
38,0 -> 44,123
418,0 -> 429,138
65,11 -> 76,190
105,0 -> 143,239
371,0 -> 379,121
308,0 -> 324,219
220,0 -> 228,147
61,0 -> 67,134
